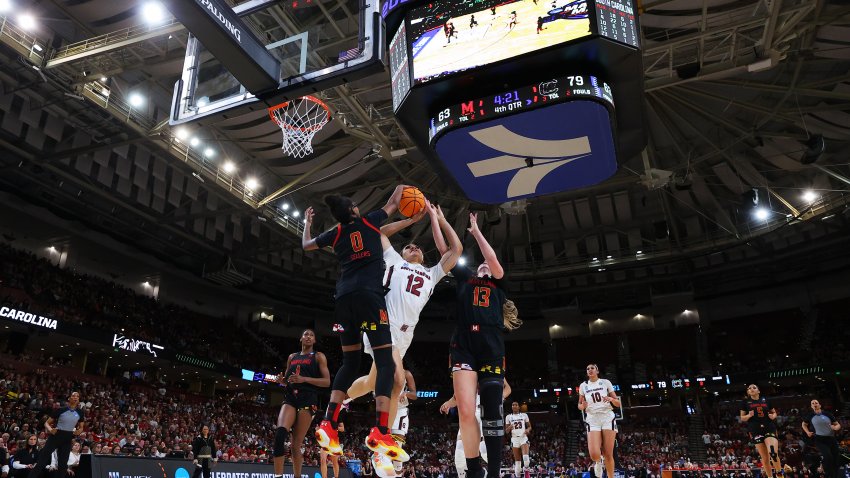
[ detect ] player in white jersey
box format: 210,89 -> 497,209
578,364 -> 620,478
505,401 -> 532,476
348,202 -> 462,475
441,380 -> 512,478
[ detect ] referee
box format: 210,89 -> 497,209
802,399 -> 842,478
28,391 -> 84,478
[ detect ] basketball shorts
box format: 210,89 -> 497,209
363,321 -> 414,358
449,329 -> 505,378
282,388 -> 318,414
585,410 -> 617,432
749,423 -> 777,444
511,435 -> 529,448
333,290 -> 391,348
390,406 -> 409,436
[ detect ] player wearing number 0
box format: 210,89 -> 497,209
506,401 -> 532,477
302,185 -> 409,462
578,364 -> 620,478
450,212 -> 522,478
348,201 -> 463,476
740,384 -> 782,478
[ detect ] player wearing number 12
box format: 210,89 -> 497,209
302,185 -> 409,462
579,364 -> 620,478
350,200 -> 463,476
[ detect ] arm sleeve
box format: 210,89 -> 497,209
314,227 -> 339,249
365,209 -> 389,225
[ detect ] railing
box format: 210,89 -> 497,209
0,15 -> 45,65
48,18 -> 182,62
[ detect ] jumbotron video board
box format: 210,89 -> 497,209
384,0 -> 645,204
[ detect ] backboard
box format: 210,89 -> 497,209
167,0 -> 385,126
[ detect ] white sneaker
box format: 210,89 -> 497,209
372,451 -> 396,478
594,460 -> 604,478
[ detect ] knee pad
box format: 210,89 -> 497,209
331,350 -> 362,391
479,377 -> 505,436
273,427 -> 289,458
372,347 -> 396,398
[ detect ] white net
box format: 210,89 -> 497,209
269,96 -> 331,158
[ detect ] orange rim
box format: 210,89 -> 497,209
268,95 -> 331,132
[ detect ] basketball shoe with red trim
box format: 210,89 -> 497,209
365,427 -> 409,462
315,420 -> 343,456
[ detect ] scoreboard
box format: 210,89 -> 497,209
383,0 -> 646,203
429,74 -> 614,142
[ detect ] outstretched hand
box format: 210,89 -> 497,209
304,206 -> 315,227
467,212 -> 480,235
410,200 -> 430,223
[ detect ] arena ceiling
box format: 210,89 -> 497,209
0,0 -> 849,319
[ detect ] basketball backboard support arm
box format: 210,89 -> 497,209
168,0 -> 386,127
161,0 -> 280,94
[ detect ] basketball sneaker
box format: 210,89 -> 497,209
372,452 -> 396,478
315,420 -> 343,456
594,460 -> 604,478
365,427 -> 409,462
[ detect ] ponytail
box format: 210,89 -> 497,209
324,195 -> 356,223
503,300 -> 522,330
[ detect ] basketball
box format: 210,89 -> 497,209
399,187 -> 426,217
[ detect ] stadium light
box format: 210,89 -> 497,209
174,128 -> 189,141
222,161 -> 236,174
458,256 -> 467,266
0,0 -> 12,14
753,207 -> 769,221
17,13 -> 36,31
100,76 -> 108,82
802,190 -> 818,203
204,147 -> 215,158
281,202 -> 290,211
128,93 -> 145,108
245,178 -> 259,190
292,210 -> 300,218
189,137 -> 200,147
142,2 -> 166,25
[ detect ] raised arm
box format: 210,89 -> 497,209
302,207 -> 320,251
429,204 -> 449,255
468,212 -> 503,279
431,204 -> 462,273
381,185 -> 407,217
380,207 -> 428,239
503,379 -> 512,399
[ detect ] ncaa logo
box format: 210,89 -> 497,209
109,473 -> 120,478
433,101 -> 617,204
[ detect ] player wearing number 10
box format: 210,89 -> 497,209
579,364 -> 620,478
302,185 -> 409,462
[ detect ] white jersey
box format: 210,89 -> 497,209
382,247 -> 447,330
506,412 -> 529,437
580,378 -> 616,414
363,248 -> 446,357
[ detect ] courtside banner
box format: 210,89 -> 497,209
90,455 -> 354,478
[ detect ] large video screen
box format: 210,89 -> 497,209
409,0 -> 592,83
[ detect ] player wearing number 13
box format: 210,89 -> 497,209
579,364 -> 620,478
450,212 -> 522,478
302,185 -> 409,462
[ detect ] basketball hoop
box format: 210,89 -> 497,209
268,95 -> 331,158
